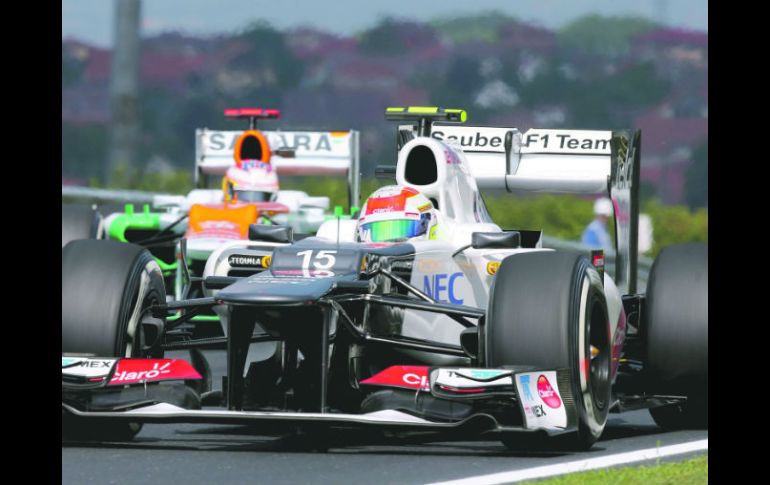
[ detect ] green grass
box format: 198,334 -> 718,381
527,454 -> 707,484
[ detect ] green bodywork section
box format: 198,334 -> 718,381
108,204 -> 162,242
385,106 -> 467,123
330,205 -> 358,219
167,314 -> 220,323
107,204 -> 178,273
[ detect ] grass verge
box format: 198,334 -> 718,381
526,454 -> 707,484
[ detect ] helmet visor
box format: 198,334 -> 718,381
359,216 -> 428,243
236,190 -> 273,202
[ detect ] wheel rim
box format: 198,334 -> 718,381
587,295 -> 610,411
124,261 -> 164,358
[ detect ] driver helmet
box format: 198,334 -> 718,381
357,185 -> 438,243
223,160 -> 280,203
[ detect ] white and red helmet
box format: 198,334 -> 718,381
224,160 -> 280,203
357,186 -> 438,243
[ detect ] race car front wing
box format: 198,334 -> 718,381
62,356 -> 579,438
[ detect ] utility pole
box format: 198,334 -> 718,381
107,0 -> 141,185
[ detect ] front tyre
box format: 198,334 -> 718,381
62,240 -> 167,441
486,251 -> 611,450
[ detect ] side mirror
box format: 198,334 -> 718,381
472,231 -> 521,250
248,224 -> 293,243
453,231 -> 521,258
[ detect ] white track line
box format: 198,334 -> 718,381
425,439 -> 708,485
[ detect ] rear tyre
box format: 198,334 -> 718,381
486,251 -> 611,450
61,204 -> 99,247
62,240 -> 166,440
644,243 -> 708,429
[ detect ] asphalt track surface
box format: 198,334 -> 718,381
62,350 -> 708,485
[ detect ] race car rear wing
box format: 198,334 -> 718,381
403,124 -> 641,294
195,129 -> 361,209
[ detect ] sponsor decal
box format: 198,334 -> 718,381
360,255 -> 368,273
519,375 -> 536,401
521,129 -> 611,154
188,220 -> 242,240
371,207 -> 396,214
537,374 -> 562,409
228,254 -> 271,268
363,187 -> 418,215
515,371 -> 567,430
532,404 -> 548,417
62,358 -> 113,369
62,358 -> 118,379
207,132 -> 345,154
417,202 -> 433,213
466,369 -> 510,380
423,272 -> 464,304
359,365 -> 430,391
62,357 -> 84,368
432,130 -> 505,152
486,262 -> 500,275
108,359 -> 201,386
228,255 -> 262,267
431,368 -> 513,395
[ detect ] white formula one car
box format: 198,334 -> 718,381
62,107 -> 707,450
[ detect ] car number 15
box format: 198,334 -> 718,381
296,250 -> 337,277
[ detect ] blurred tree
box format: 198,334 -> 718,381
517,59 -> 574,108
170,94 -> 222,167
639,180 -> 659,203
95,164 -> 193,194
642,199 -> 708,255
62,123 -> 109,180
236,21 -> 304,88
431,11 -> 517,44
428,57 -> 485,110
359,18 -> 439,55
558,15 -> 658,59
140,87 -> 187,168
684,141 -> 708,209
62,50 -> 85,88
484,193 -> 594,241
566,62 -> 670,127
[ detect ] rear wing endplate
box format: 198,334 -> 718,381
195,129 -> 361,209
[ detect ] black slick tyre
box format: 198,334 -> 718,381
486,251 -> 611,450
644,243 -> 708,429
62,239 -> 166,441
62,239 -> 166,357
